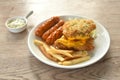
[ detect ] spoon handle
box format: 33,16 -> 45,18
26,11 -> 33,19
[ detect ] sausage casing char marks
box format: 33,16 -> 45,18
46,27 -> 63,45
35,16 -> 60,37
42,20 -> 64,40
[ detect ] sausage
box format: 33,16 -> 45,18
42,20 -> 64,40
35,16 -> 60,37
46,27 -> 63,45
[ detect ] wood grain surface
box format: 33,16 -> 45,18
0,0 -> 120,80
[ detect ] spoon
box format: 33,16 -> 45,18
25,10 -> 33,19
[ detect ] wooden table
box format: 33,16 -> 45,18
0,0 -> 120,80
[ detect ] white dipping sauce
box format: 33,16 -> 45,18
7,18 -> 26,28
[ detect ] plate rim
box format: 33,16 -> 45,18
28,15 -> 110,69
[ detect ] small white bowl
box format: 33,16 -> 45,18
5,16 -> 27,33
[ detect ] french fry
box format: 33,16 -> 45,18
39,46 -> 58,62
58,56 -> 90,66
64,51 -> 88,60
48,51 -> 65,61
40,41 -> 65,61
34,39 -> 90,65
34,40 -> 65,61
34,39 -> 44,46
34,40 -> 58,61
72,51 -> 88,57
50,46 -> 73,57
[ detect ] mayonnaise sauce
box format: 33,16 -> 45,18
7,18 -> 26,28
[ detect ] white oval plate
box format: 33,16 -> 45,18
28,15 -> 110,69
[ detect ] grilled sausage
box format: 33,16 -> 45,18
46,27 -> 63,45
42,20 -> 64,40
35,16 -> 60,37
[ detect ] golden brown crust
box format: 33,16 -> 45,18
62,19 -> 96,38
54,19 -> 96,51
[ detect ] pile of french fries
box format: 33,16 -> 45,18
34,40 -> 90,66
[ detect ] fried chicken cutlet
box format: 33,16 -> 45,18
54,19 -> 96,51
